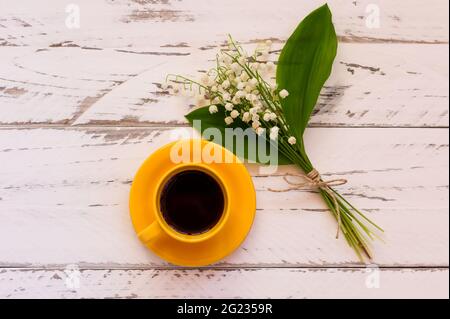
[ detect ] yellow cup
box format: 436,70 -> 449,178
137,163 -> 230,244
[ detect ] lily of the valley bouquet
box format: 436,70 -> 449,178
165,4 -> 383,260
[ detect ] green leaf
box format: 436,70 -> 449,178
185,105 -> 293,165
276,4 -> 337,138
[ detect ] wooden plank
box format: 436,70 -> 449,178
0,127 -> 448,266
1,207 -> 446,267
1,0 -> 448,299
0,43 -> 448,126
1,0 -> 448,48
0,268 -> 448,299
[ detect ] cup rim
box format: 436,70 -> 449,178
152,163 -> 230,243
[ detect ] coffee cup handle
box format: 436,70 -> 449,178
138,222 -> 162,243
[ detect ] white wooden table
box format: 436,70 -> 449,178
0,0 -> 448,299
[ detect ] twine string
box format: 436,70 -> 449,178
268,169 -> 347,238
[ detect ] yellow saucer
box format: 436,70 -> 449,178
129,139 -> 256,266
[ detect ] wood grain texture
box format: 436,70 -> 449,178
0,0 -> 448,299
1,0 -> 448,48
0,268 -> 448,299
0,44 -> 448,126
0,127 -> 447,267
0,0 -> 448,127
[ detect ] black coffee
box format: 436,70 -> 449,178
159,170 -> 225,235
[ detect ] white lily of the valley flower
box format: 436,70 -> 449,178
230,62 -> 241,73
248,78 -> 258,88
222,92 -> 231,101
279,89 -> 289,99
269,131 -> 278,140
225,69 -> 234,76
222,80 -> 230,89
225,116 -> 234,125
252,120 -> 261,129
263,112 -> 271,122
256,127 -> 265,135
269,112 -> 277,121
209,105 -> 218,114
258,63 -> 267,74
235,90 -> 245,99
240,72 -> 249,82
223,55 -> 233,66
237,82 -> 245,90
242,112 -> 251,123
269,126 -> 279,140
252,100 -> 262,108
225,102 -> 234,111
288,136 -> 297,145
230,110 -> 239,119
